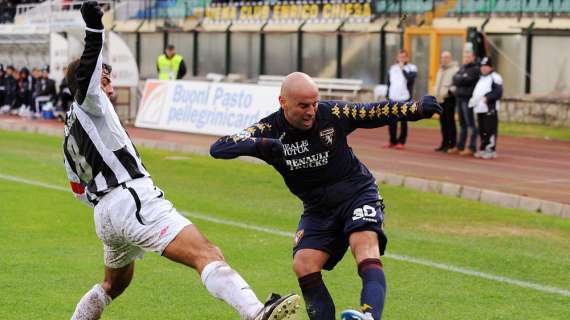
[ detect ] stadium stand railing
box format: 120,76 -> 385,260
113,0 -> 210,20
375,0 -> 437,15
14,0 -> 116,23
451,0 -> 567,17
113,0 -> 440,21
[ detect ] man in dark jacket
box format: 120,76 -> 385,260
3,65 -> 18,113
210,72 -> 442,320
451,50 -> 480,156
57,66 -> 73,116
0,64 -> 5,111
34,65 -> 57,117
30,67 -> 42,114
14,67 -> 32,116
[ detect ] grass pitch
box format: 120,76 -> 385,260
0,130 -> 568,319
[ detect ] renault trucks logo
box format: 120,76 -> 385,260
137,81 -> 168,125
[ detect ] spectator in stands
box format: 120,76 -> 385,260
3,65 -> 17,113
157,44 -> 187,80
57,66 -> 73,117
34,65 -> 57,117
0,0 -> 16,24
14,67 -> 32,117
433,51 -> 459,152
0,64 -> 5,111
384,49 -> 417,150
31,67 -> 42,115
451,49 -> 480,156
470,57 -> 503,160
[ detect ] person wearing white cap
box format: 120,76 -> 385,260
469,57 -> 503,159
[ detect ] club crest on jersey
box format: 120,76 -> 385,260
319,127 -> 335,147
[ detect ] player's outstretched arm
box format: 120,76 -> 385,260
74,1 -> 105,109
210,123 -> 284,165
327,95 -> 442,131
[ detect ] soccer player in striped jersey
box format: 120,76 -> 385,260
64,2 -> 299,319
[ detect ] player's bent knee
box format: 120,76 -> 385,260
292,251 -> 326,277
349,231 -> 380,263
292,260 -> 308,277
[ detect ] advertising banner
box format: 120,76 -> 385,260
135,80 -> 281,136
205,0 -> 373,22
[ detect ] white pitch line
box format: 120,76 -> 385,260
1,173 -> 569,298
0,173 -> 69,192
185,210 -> 293,238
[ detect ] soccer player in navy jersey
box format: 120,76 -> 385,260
211,72 -> 442,320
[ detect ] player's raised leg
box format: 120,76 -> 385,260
71,262 -> 134,320
163,224 -> 300,320
293,249 -> 336,320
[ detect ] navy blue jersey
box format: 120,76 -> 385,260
210,100 -> 426,210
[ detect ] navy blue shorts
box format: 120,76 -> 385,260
293,185 -> 388,271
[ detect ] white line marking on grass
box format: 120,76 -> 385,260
2,172 -> 569,298
0,173 -> 68,192
385,254 -> 570,298
185,211 -> 293,237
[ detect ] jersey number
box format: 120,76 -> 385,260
66,135 -> 94,183
352,205 -> 377,221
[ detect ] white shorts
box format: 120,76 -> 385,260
93,177 -> 191,268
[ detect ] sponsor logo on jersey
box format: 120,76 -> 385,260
285,151 -> 329,171
352,205 -> 378,222
283,140 -> 310,156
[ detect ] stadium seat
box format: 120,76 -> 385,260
524,0 -> 539,13
551,0 -> 561,13
535,0 -> 550,13
464,0 -> 478,14
454,0 -> 463,14
402,0 -> 413,13
562,0 -> 570,12
376,0 -> 388,13
476,0 -> 490,13
494,0 -> 508,13
387,0 -> 400,13
422,0 -> 434,12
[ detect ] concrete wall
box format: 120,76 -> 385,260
500,97 -> 570,127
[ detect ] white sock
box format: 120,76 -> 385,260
201,261 -> 264,320
71,284 -> 112,320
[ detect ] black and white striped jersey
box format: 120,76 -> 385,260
63,27 -> 149,203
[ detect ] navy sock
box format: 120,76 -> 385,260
298,272 -> 335,320
359,258 -> 387,320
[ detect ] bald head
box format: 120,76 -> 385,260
280,72 -> 318,99
279,72 -> 319,130
441,51 -> 452,67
